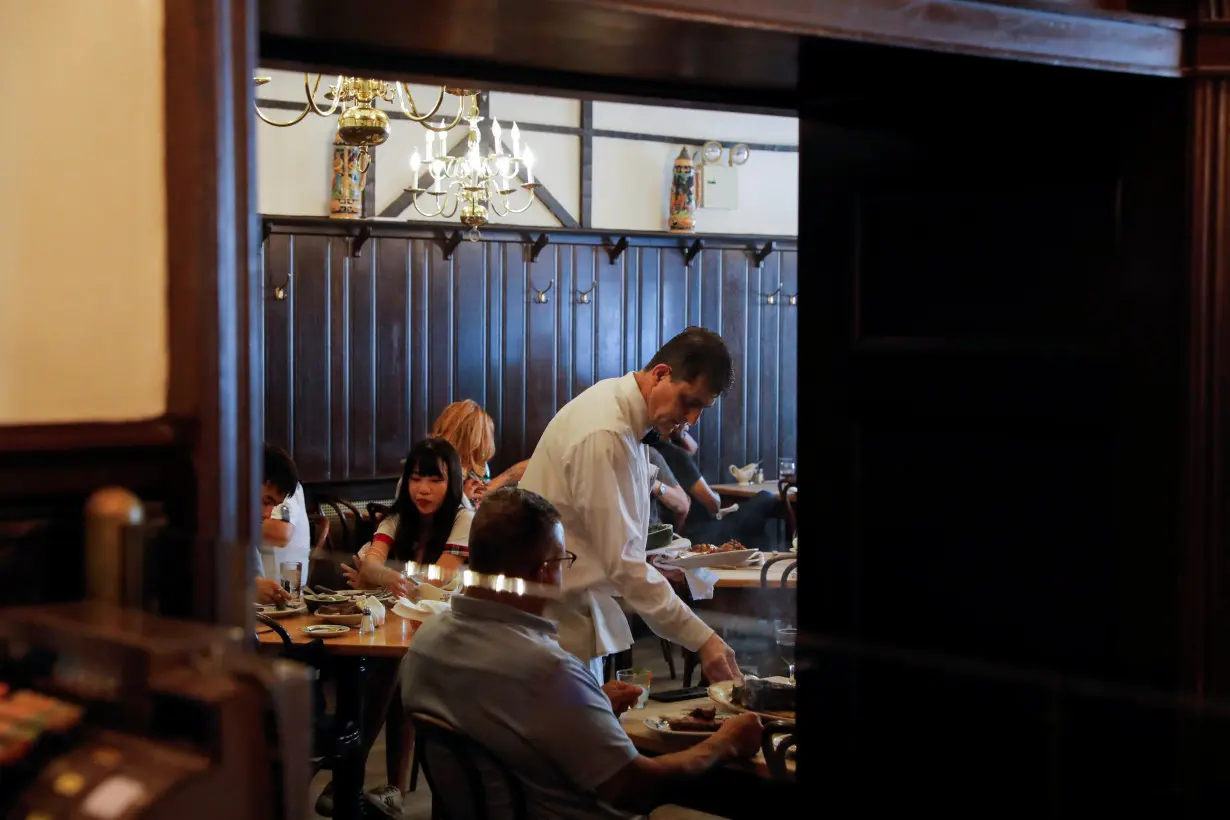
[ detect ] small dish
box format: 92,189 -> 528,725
302,624 -> 350,638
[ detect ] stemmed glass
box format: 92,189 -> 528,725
774,620 -> 797,683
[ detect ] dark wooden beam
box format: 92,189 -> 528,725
580,100 -> 593,228
496,138 -> 578,228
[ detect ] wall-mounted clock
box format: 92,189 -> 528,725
729,143 -> 750,166
700,140 -> 723,165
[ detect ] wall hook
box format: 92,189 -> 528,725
577,281 -> 596,304
786,292 -> 798,306
765,286 -> 780,306
532,280 -> 554,304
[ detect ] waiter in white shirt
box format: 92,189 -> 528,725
520,326 -> 741,685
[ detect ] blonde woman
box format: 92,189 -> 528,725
431,399 -> 528,506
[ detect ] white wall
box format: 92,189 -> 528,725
256,70 -> 797,236
0,0 -> 167,424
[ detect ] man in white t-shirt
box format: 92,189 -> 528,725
259,445 -> 312,590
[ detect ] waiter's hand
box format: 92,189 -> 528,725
698,632 -> 741,683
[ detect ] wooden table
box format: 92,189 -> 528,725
257,611 -> 421,657
257,610 -> 421,820
711,482 -> 794,500
712,557 -> 797,589
620,688 -> 795,780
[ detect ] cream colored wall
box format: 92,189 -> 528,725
256,70 -> 797,235
0,0 -> 168,424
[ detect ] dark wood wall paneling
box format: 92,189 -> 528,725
261,224 -> 798,487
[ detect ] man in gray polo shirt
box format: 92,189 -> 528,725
402,487 -> 763,819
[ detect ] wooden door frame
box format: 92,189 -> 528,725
163,0 -> 261,627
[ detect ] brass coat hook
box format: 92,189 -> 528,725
786,292 -> 798,306
577,281 -> 596,304
532,280 -> 554,304
765,286 -> 781,306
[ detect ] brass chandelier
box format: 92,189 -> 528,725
405,93 -> 540,241
253,74 -> 475,169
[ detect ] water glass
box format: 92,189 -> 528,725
774,620 -> 797,683
279,560 -> 303,599
778,457 -> 797,482
616,668 -> 652,709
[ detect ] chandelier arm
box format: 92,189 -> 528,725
487,193 -> 510,217
306,75 -> 344,117
409,192 -> 448,219
251,72 -> 324,127
441,197 -> 461,218
505,189 -> 539,214
396,83 -> 446,122
417,95 -> 468,132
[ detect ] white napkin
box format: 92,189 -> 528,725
395,598 -> 450,621
358,595 -> 386,627
683,568 -> 719,601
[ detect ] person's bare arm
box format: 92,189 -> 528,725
594,713 -> 761,813
654,481 -> 692,529
262,519 -> 293,546
487,459 -> 529,491
689,477 -> 721,516
674,428 -> 699,455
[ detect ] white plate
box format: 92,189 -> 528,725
302,624 -> 350,638
255,604 -> 307,618
647,536 -> 691,555
660,548 -> 758,570
708,679 -> 796,723
642,715 -> 729,739
318,613 -> 363,626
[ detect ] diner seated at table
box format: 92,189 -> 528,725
402,486 -> 763,819
343,437 -> 474,597
253,445 -> 299,606
645,439 -> 777,550
431,399 -> 529,506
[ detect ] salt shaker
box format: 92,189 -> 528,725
359,607 -> 374,635
754,466 -> 764,484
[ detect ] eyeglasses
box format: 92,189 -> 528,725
543,550 -> 577,569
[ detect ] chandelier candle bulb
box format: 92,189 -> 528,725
524,146 -> 535,184
410,150 -> 421,173
511,123 -> 521,157
492,120 -> 503,153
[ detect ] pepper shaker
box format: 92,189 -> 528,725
754,466 -> 764,484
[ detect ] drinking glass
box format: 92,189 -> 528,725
778,457 -> 796,482
774,620 -> 797,683
616,668 -> 652,709
279,560 -> 303,600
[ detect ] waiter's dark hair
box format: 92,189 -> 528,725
643,326 -> 734,397
263,444 -> 300,497
468,488 -> 561,576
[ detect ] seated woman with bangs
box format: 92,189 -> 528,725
345,437 -> 473,597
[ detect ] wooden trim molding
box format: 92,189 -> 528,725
0,419 -> 184,453
263,214 -> 797,248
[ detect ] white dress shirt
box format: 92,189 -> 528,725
259,483 -> 311,587
520,373 -> 714,662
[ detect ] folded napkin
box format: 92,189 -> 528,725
682,567 -> 719,601
393,598 -> 450,621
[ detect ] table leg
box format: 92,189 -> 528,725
332,656 -> 367,820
